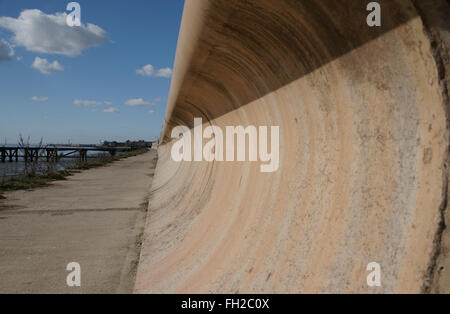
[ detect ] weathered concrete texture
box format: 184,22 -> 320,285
135,0 -> 450,293
432,181 -> 450,294
413,0 -> 450,294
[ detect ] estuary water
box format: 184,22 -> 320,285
0,151 -> 112,178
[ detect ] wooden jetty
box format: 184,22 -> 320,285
0,146 -> 136,163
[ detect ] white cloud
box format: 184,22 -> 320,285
31,96 -> 48,102
104,101 -> 113,105
0,9 -> 107,56
153,98 -> 162,103
125,98 -> 155,107
103,107 -> 119,114
148,110 -> 155,115
74,99 -> 102,107
32,57 -> 63,74
136,64 -> 172,78
155,67 -> 172,78
0,39 -> 14,61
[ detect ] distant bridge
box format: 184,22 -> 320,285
0,146 -> 139,163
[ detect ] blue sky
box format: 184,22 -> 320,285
0,0 -> 184,144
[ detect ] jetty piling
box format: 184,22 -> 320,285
0,146 -> 138,163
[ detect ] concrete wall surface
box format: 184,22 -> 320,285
135,0 -> 450,293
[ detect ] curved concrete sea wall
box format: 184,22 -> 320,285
135,0 -> 450,293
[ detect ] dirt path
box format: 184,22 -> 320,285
0,149 -> 157,293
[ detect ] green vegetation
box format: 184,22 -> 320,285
0,149 -> 149,199
0,172 -> 68,192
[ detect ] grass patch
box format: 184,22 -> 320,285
0,175 -> 54,191
0,149 -> 149,196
